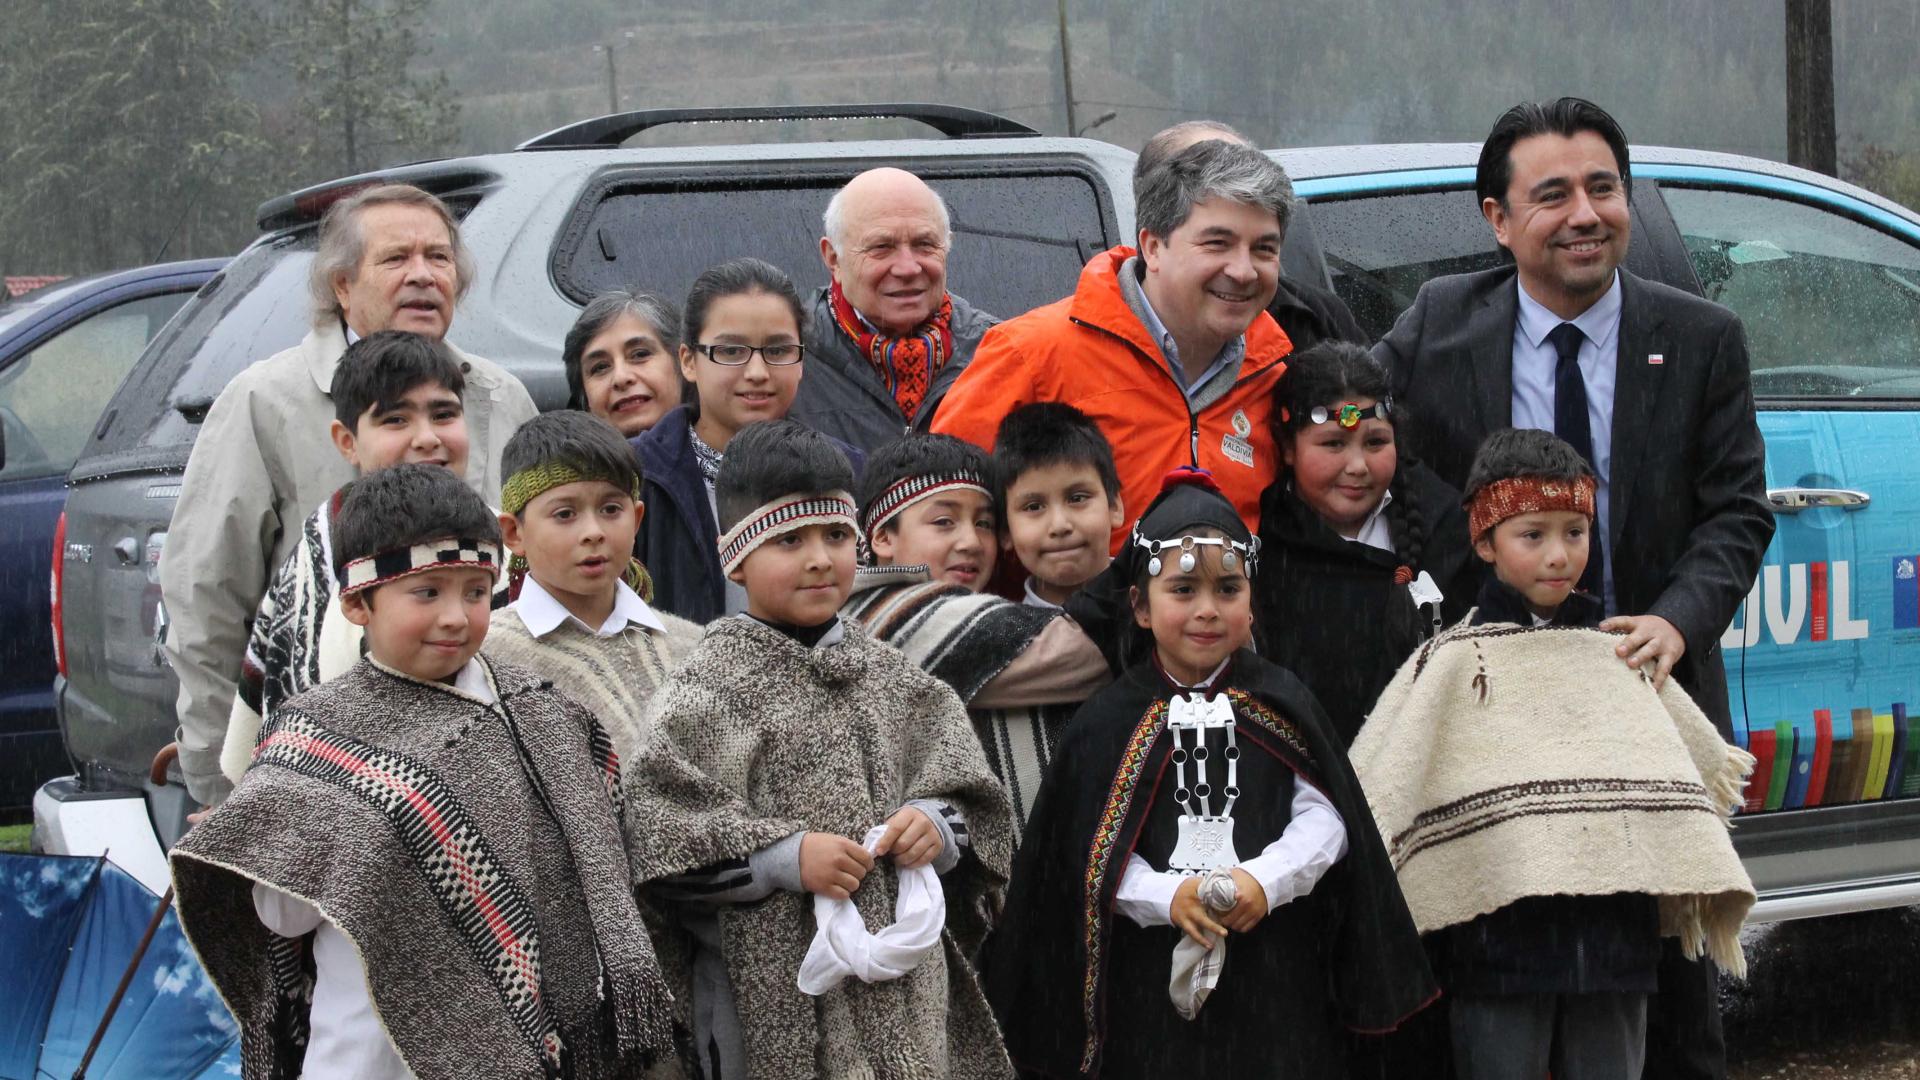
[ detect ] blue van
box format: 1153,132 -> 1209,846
1273,143 -> 1920,921
0,260 -> 224,811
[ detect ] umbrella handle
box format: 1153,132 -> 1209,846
149,742 -> 179,787
70,885 -> 175,1080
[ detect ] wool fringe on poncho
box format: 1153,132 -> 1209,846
623,616 -> 1016,1080
1350,617 -> 1757,978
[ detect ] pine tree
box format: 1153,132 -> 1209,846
0,0 -> 267,274
277,0 -> 461,181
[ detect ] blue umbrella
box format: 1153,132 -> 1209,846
0,851 -> 239,1079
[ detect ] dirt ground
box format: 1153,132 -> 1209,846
1725,907 -> 1920,1079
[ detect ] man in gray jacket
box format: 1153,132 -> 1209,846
788,167 -> 997,454
160,183 -> 537,806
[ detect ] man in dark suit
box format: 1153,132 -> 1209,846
1374,98 -> 1774,1080
1135,120 -> 1369,352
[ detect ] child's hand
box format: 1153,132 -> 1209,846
874,806 -> 941,869
799,832 -> 874,900
1170,876 -> 1228,950
1220,868 -> 1268,932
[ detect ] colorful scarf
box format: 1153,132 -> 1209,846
829,280 -> 955,421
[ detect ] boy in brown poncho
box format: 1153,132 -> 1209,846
622,420 -> 1015,1080
1351,429 -> 1754,1080
171,463 -> 674,1080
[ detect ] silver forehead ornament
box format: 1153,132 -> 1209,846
1134,531 -> 1260,577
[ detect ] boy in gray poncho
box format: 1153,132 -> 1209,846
623,420 -> 1016,1080
171,463 -> 674,1080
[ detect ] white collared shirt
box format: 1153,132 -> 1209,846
1511,272 -> 1621,613
510,575 -> 666,639
1022,576 -> 1064,610
1347,487 -> 1395,554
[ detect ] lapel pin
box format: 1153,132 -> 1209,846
1648,353 -> 1665,365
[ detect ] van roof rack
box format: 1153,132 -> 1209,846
516,103 -> 1040,150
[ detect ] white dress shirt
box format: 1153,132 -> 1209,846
1511,273 -> 1621,613
511,575 -> 666,638
1022,577 -> 1064,610
1347,487 -> 1395,553
1114,661 -> 1349,925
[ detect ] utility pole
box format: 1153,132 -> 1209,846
593,32 -> 636,116
1785,0 -> 1837,176
1056,0 -> 1078,138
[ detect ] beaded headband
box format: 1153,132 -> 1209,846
717,491 -> 858,575
500,461 -> 642,517
340,537 -> 503,597
861,471 -> 992,548
1280,399 -> 1392,428
1467,475 -> 1597,540
1130,530 -> 1261,578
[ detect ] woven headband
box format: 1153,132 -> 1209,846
500,461 -> 642,517
861,471 -> 992,546
340,537 -> 503,596
1467,475 -> 1597,540
717,491 -> 858,575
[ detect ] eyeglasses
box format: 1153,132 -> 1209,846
693,342 -> 805,367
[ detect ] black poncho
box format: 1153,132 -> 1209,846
982,650 -> 1437,1079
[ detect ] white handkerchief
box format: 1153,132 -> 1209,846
797,825 -> 945,996
1169,867 -> 1239,1020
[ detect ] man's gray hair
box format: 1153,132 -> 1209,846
308,183 -> 475,327
821,177 -> 953,254
1134,119 -> 1250,185
1135,140 -> 1293,241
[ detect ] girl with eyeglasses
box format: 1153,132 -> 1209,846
630,257 -> 865,622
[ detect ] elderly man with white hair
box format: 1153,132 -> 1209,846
159,183 -> 536,807
788,167 -> 999,453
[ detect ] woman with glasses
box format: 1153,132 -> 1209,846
630,257 -> 865,623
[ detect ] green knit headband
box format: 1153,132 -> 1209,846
500,460 -> 642,516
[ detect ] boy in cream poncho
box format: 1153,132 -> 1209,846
1350,429 -> 1754,1080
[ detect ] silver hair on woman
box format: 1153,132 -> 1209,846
306,184 -> 475,327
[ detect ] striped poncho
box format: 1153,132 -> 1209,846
841,565 -> 1108,825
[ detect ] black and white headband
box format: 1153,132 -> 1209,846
718,491 -> 859,575
339,537 -> 503,597
861,471 -> 992,548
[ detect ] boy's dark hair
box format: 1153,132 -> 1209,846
561,289 -> 683,411
330,330 -> 466,429
1273,341 -> 1431,571
499,410 -> 643,517
857,434 -> 995,534
1475,97 -> 1632,208
1463,428 -> 1596,505
991,402 -> 1121,521
331,462 -> 502,581
714,420 -> 854,533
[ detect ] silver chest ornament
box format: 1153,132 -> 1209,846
1165,692 -> 1242,874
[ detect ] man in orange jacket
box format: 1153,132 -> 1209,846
932,139 -> 1295,546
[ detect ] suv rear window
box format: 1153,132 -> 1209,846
553,164 -> 1116,322
86,236 -> 315,460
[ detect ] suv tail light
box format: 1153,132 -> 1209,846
51,510 -> 68,678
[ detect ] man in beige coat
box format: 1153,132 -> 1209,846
160,183 -> 537,805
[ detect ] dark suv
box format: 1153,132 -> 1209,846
35,104 -> 1135,882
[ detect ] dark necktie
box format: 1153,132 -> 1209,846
1546,322 -> 1606,601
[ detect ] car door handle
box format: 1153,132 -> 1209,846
1768,487 -> 1871,513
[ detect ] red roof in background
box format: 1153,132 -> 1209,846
5,275 -> 68,299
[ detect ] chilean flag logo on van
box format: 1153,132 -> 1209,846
1894,557 -> 1920,629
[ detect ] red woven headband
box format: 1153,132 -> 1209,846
1467,475 -> 1597,539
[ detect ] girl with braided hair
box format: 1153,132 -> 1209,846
1254,341 -> 1476,747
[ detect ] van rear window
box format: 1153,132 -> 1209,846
552,165 -> 1116,324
